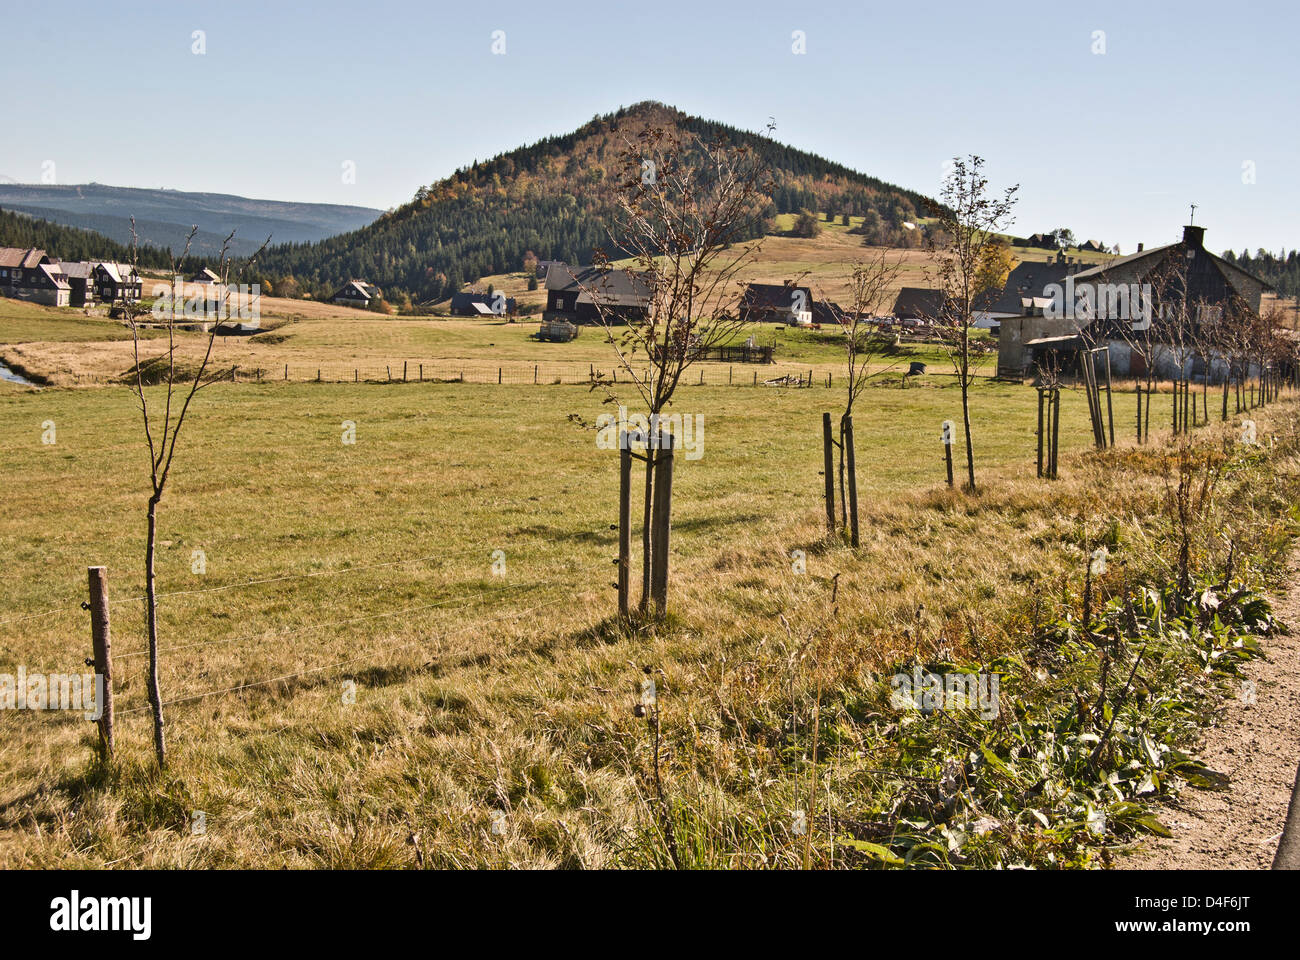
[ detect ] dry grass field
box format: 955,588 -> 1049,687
2,351 -> 1298,867
3,231 -> 1298,869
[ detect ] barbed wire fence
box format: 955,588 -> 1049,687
234,359 -> 828,388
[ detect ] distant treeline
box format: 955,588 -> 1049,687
0,207 -> 172,268
256,102 -> 937,305
1222,248 -> 1300,300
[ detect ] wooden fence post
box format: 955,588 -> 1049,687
284,364 -> 288,381
649,431 -> 675,616
1045,390 -> 1055,478
534,365 -> 538,384
1103,351 -> 1115,446
87,566 -> 113,760
942,419 -> 955,487
822,412 -> 836,533
1036,388 -> 1045,478
844,415 -> 860,548
618,438 -> 632,619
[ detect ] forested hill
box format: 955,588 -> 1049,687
0,207 -> 172,269
256,102 -> 935,304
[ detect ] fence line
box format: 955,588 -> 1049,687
240,360 -> 822,389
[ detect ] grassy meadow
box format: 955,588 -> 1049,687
3,351 -> 1298,867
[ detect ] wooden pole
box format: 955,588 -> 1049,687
284,363 -> 288,381
649,432 -> 675,617
1103,350 -> 1115,447
1136,384 -> 1143,443
822,412 -> 836,533
87,566 -> 113,760
403,361 -> 408,382
1045,390 -> 1055,478
618,439 -> 631,619
1037,387 -> 1045,478
845,416 -> 860,548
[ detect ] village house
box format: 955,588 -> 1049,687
0,247 -> 70,306
330,280 -> 381,308
976,254 -> 1087,333
58,261 -> 97,307
738,282 -> 813,325
92,262 -> 142,303
191,267 -> 222,285
449,291 -> 517,316
891,287 -> 949,322
996,224 -> 1270,381
543,263 -> 651,325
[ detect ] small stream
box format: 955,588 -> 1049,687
0,361 -> 36,386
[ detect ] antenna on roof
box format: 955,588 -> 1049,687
1189,203 -> 1197,226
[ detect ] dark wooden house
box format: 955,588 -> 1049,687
739,282 -> 813,325
543,263 -> 651,325
891,287 -> 949,321
450,291 -> 517,316
330,280 -> 381,308
0,248 -> 69,306
93,262 -> 142,303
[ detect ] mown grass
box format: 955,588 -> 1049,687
0,369 -> 1296,867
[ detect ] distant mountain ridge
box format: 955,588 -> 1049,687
0,183 -> 383,258
256,101 -> 937,303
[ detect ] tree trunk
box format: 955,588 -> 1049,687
145,494 -> 167,769
837,423 -> 847,530
639,447 -> 654,614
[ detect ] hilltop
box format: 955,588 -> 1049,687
255,101 -> 936,304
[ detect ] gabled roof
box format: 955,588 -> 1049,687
740,282 -> 813,312
192,267 -> 222,283
1071,228 -> 1272,296
94,262 -> 138,284
0,247 -> 48,269
58,261 -> 95,280
546,263 -> 651,307
450,291 -> 515,310
39,263 -> 69,289
334,280 -> 378,300
978,260 -> 1078,316
892,287 -> 948,319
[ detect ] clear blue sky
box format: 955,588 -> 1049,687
3,0 -> 1296,254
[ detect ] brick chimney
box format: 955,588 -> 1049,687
1137,242 -> 1144,252
1183,225 -> 1205,249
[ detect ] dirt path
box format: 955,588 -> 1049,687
1119,551 -> 1300,869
